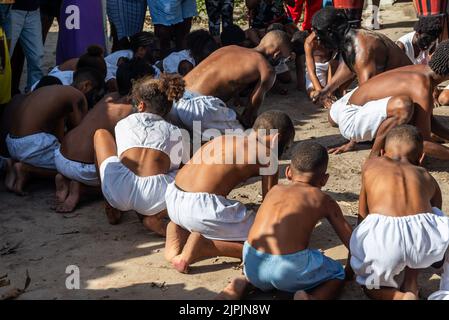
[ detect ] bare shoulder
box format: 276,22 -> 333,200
362,157 -> 387,172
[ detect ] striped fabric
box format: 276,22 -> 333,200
107,0 -> 147,40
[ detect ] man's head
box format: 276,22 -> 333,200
429,40 -> 449,78
130,31 -> 156,63
131,73 -> 185,117
384,125 -> 424,165
287,141 -> 329,187
252,110 -> 295,157
116,58 -> 155,96
312,7 -> 349,50
257,30 -> 292,66
186,29 -> 219,65
414,16 -> 442,51
73,67 -> 105,107
220,24 -> 246,47
76,45 -> 107,81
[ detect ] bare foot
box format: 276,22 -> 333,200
171,254 -> 189,274
56,181 -> 81,213
55,174 -> 70,207
12,162 -> 28,196
164,222 -> 190,262
294,290 -> 311,300
4,159 -> 16,192
215,277 -> 249,300
104,202 -> 122,225
402,292 -> 418,300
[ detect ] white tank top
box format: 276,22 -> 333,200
397,31 -> 429,65
114,113 -> 186,171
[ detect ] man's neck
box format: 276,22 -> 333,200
291,175 -> 321,188
427,66 -> 449,86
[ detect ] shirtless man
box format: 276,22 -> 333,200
164,110 -> 295,273
169,30 -> 292,135
310,7 -> 412,106
327,40 -> 449,159
53,58 -> 154,213
4,68 -> 104,195
216,141 -> 353,300
351,125 -> 449,300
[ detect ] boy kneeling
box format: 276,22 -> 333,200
164,110 -> 295,273
351,125 -> 449,300
217,142 -> 353,300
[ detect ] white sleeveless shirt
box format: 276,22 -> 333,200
114,113 -> 186,172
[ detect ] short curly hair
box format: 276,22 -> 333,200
414,16 -> 443,39
429,40 -> 449,76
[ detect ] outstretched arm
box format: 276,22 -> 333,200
305,36 -> 323,91
313,59 -> 354,104
326,198 -> 353,249
261,171 -> 279,199
241,68 -> 276,128
430,176 -> 442,209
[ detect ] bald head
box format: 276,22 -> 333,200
258,30 -> 292,59
385,125 -> 423,164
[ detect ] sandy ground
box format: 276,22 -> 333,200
1,3 -> 448,300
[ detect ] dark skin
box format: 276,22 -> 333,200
184,34 -> 291,127
5,85 -> 90,195
304,32 -> 336,102
312,29 -> 412,105
93,99 -> 177,237
216,165 -> 353,300
358,142 -> 442,300
54,93 -> 134,213
165,132 -> 281,274
328,64 -> 449,159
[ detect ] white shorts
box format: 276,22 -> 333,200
169,90 -> 244,140
330,91 -> 390,142
350,208 -> 449,289
305,62 -> 329,91
6,133 -> 60,169
54,148 -> 100,187
99,156 -> 174,216
428,255 -> 449,300
165,182 -> 255,241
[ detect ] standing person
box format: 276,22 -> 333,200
147,0 -> 198,58
40,0 -> 62,42
56,0 -> 107,65
106,0 -> 147,51
205,0 -> 234,42
7,0 -> 61,96
286,0 -> 322,31
5,0 -> 44,92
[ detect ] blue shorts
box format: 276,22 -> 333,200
243,242 -> 345,293
148,0 -> 197,26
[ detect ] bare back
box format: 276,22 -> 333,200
361,157 -> 439,216
10,85 -> 87,140
60,93 -> 133,163
248,183 -> 338,254
349,64 -> 432,106
345,29 -> 412,82
184,46 -> 274,102
175,135 -> 269,196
